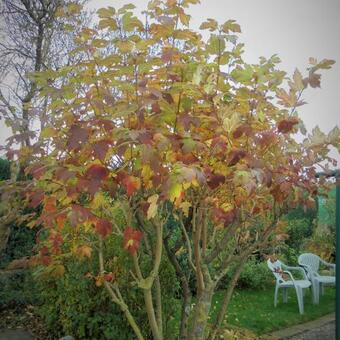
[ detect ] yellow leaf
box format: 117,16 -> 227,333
142,165 -> 153,188
179,201 -> 191,217
169,182 -> 182,202
52,264 -> 65,278
147,194 -> 159,220
77,245 -> 92,258
91,191 -> 107,209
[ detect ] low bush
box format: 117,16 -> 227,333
0,270 -> 39,309
218,258 -> 272,291
35,235 -> 180,339
237,259 -> 272,290
0,158 -> 10,181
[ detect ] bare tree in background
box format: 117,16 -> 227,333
0,0 -> 91,149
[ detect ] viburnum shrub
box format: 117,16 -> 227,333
9,0 -> 339,339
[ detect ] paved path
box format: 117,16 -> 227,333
269,313 -> 335,340
0,329 -> 35,340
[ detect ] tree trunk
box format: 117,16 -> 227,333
190,285 -> 214,340
179,278 -> 192,340
163,236 -> 192,339
208,260 -> 247,340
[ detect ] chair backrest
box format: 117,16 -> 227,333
267,259 -> 286,283
298,253 -> 320,273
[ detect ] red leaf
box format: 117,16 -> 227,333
50,232 -> 63,254
207,174 -> 225,189
233,125 -> 253,139
28,163 -> 45,179
92,140 -> 111,161
277,117 -> 299,133
123,227 -> 143,255
256,130 -> 276,147
104,272 -> 115,282
27,190 -> 44,208
86,164 -> 109,181
161,49 -> 174,63
308,72 -> 321,88
70,204 -> 93,226
55,167 -> 75,182
176,153 -> 198,165
137,130 -> 153,145
44,196 -> 57,213
151,102 -> 161,113
227,149 -> 247,166
162,92 -> 174,104
67,125 -> 89,150
95,219 -> 112,237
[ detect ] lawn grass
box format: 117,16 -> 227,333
209,286 -> 335,335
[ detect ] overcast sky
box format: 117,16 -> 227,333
1,0 -> 339,162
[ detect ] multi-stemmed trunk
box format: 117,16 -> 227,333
190,284 -> 215,340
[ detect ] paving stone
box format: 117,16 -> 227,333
0,329 -> 35,340
269,313 -> 335,340
283,320 -> 335,340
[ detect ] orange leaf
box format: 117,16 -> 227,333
123,227 -> 143,255
277,117 -> 299,133
122,176 -> 141,197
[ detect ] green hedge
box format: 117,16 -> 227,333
0,158 -> 10,181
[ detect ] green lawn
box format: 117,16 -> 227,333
209,286 -> 335,335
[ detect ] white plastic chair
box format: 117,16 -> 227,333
267,259 -> 311,314
298,253 -> 335,304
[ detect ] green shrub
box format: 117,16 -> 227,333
0,270 -> 39,309
0,224 -> 37,268
36,259 -> 138,339
218,258 -> 272,291
0,158 -> 10,181
35,236 -> 179,339
236,259 -> 272,290
284,218 -> 313,252
273,218 -> 314,265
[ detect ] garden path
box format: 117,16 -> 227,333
269,313 -> 335,340
0,329 -> 34,340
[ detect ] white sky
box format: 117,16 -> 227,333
1,0 -> 339,163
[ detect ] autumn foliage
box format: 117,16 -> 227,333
3,0 -> 339,339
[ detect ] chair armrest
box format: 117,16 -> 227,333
320,259 -> 336,272
283,265 -> 308,280
283,270 -> 296,283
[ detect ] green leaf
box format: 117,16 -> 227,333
199,18 -> 218,31
97,7 -> 115,18
118,3 -> 136,14
315,59 -> 335,70
207,35 -> 225,55
122,12 -> 144,32
231,65 -> 253,83
183,0 -> 200,5
292,68 -> 304,91
92,39 -> 109,48
192,65 -> 204,85
98,18 -> 118,30
221,20 -> 241,33
116,40 -> 134,53
40,127 -> 57,139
